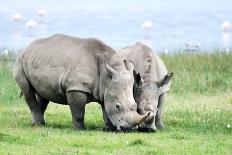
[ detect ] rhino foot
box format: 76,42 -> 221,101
138,127 -> 157,132
32,120 -> 45,126
138,123 -> 157,132
155,121 -> 165,130
73,122 -> 86,130
74,127 -> 85,131
31,112 -> 45,126
103,122 -> 117,131
103,126 -> 116,132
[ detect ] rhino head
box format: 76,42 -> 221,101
134,72 -> 173,131
104,60 -> 153,131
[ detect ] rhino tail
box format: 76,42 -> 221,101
19,91 -> 23,98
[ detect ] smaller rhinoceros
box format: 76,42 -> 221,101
14,34 -> 153,131
118,43 -> 173,131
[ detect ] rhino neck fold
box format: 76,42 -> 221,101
93,52 -> 113,102
93,53 -> 126,103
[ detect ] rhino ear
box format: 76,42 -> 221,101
157,72 -> 173,88
124,60 -> 134,73
133,70 -> 141,85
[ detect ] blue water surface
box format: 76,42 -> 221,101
0,0 -> 232,52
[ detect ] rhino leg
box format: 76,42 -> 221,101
67,91 -> 87,130
15,79 -> 44,125
101,104 -> 116,131
155,94 -> 165,129
36,94 -> 49,116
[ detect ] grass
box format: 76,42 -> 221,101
0,52 -> 232,154
161,52 -> 232,95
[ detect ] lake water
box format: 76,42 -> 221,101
0,0 -> 232,52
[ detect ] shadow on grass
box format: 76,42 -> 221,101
25,121 -> 105,132
27,122 -> 162,133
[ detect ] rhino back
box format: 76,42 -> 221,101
118,43 -> 167,82
21,34 -> 114,104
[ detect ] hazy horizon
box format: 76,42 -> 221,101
0,0 -> 232,52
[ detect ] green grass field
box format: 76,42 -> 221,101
0,53 -> 232,155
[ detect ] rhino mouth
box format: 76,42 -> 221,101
138,112 -> 156,132
117,124 -> 139,132
113,112 -> 153,131
138,123 -> 157,132
115,118 -> 137,131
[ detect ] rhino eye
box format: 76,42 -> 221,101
115,103 -> 123,112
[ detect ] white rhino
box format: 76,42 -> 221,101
118,43 -> 173,131
14,34 -> 153,131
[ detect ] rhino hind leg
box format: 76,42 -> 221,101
15,70 -> 45,125
66,91 -> 87,130
36,94 -> 49,116
155,94 -> 165,129
26,91 -> 46,125
19,83 -> 45,125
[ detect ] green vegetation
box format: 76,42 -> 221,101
162,52 -> 232,95
0,53 -> 232,155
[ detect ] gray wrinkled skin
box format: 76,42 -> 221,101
118,43 -> 173,131
14,34 -> 152,131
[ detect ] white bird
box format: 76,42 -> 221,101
227,124 -> 231,129
222,21 -> 232,32
1,49 -> 9,56
37,9 -> 47,17
141,21 -> 153,31
11,13 -> 23,22
26,20 -> 38,29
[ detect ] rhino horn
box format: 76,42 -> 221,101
133,112 -> 152,126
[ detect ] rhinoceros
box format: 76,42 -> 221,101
14,34 -> 153,131
118,43 -> 173,131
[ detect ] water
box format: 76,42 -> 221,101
0,0 -> 232,52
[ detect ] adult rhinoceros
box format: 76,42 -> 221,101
14,34 -> 152,131
118,43 -> 173,131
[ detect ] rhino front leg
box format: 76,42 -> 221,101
101,104 -> 116,131
67,91 -> 87,130
155,94 -> 165,129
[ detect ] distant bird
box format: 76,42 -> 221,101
164,48 -> 169,54
184,42 -> 201,52
222,21 -> 232,32
1,49 -> 9,56
37,9 -> 47,17
140,21 -> 154,48
140,21 -> 153,31
26,20 -> 38,29
11,13 -> 23,22
221,21 -> 231,52
37,9 -> 47,23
